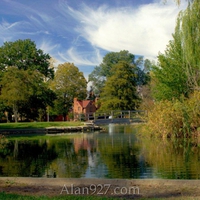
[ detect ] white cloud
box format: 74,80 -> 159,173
67,0 -> 187,59
0,0 -> 188,73
57,47 -> 102,66
39,40 -> 59,54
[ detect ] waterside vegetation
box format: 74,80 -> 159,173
142,1 -> 200,138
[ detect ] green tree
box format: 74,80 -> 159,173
0,39 -> 54,79
152,15 -> 188,100
89,50 -> 149,95
18,83 -> 56,121
181,0 -> 200,91
0,67 -> 36,122
0,39 -> 56,121
99,61 -> 140,111
0,67 -> 56,122
0,100 -> 11,122
152,0 -> 200,100
50,63 -> 87,120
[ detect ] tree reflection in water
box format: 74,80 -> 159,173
0,125 -> 200,179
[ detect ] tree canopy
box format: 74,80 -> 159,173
152,0 -> 200,101
99,61 -> 140,111
50,62 -> 87,120
89,50 -> 149,95
0,39 -> 54,79
0,67 -> 56,122
0,39 -> 56,121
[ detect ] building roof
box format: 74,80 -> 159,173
76,99 -> 92,108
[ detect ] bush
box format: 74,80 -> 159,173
146,91 -> 200,138
186,91 -> 200,130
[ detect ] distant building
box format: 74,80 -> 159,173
73,98 -> 98,121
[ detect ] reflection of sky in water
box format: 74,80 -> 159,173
108,124 -> 115,136
83,150 -> 109,178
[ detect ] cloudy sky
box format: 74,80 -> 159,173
0,0 -> 187,78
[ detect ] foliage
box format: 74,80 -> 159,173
146,91 -> 200,138
0,39 -> 54,79
152,1 -> 200,101
166,0 -> 192,5
181,0 -> 200,91
0,100 -> 11,121
146,100 -> 185,138
147,0 -> 200,137
151,17 -> 188,100
0,67 -> 56,122
0,67 -> 36,122
0,39 -> 56,122
0,67 -> 33,103
50,63 -> 87,119
88,50 -> 149,95
19,85 -> 56,121
99,61 -> 140,111
185,90 -> 200,129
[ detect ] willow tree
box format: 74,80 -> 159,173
181,0 -> 200,91
152,0 -> 200,101
164,0 -> 192,5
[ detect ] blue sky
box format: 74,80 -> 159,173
0,0 -> 187,79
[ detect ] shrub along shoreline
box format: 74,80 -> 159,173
145,91 -> 200,138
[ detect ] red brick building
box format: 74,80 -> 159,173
73,98 -> 98,121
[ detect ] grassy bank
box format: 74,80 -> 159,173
0,193 -> 199,200
0,193 -> 119,200
0,121 -> 83,129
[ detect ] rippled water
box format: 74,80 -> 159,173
0,124 -> 200,179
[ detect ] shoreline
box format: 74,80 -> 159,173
0,126 -> 103,135
1,177 -> 200,198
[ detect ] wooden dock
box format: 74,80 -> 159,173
45,125 -> 102,134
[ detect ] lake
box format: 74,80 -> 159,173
0,124 -> 200,179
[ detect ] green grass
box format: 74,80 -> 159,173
0,121 -> 83,129
0,193 -> 120,200
0,193 -> 199,200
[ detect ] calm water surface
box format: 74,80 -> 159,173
1,124 -> 200,179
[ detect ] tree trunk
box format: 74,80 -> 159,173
63,113 -> 67,121
14,140 -> 19,158
13,104 -> 18,123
